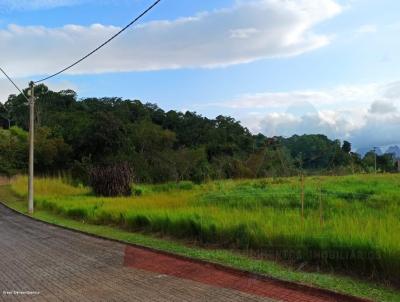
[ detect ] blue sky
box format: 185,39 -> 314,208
1,0 -> 400,149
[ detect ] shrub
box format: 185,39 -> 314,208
89,162 -> 133,197
132,187 -> 143,196
70,159 -> 90,185
66,208 -> 88,220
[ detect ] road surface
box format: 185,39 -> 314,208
0,204 -> 366,302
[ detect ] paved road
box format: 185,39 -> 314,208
0,204 -> 274,302
0,204 -> 366,302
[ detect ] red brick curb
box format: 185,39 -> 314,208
124,245 -> 371,302
0,201 -> 373,302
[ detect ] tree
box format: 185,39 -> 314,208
377,153 -> 396,172
34,127 -> 72,174
79,111 -> 133,163
361,151 -> 395,173
342,141 -> 351,153
283,135 -> 343,170
0,85 -> 374,181
362,151 -> 376,172
0,127 -> 28,175
4,94 -> 28,130
131,120 -> 177,182
0,103 -> 10,128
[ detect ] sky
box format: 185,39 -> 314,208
0,0 -> 400,150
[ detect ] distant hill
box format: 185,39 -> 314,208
357,147 -> 383,157
356,145 -> 400,159
386,146 -> 400,159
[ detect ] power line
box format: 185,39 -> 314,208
34,0 -> 162,84
0,67 -> 29,102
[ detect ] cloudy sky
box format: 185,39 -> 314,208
0,0 -> 400,150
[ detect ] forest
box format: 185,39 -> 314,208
0,84 -> 397,182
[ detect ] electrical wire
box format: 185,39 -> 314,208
0,67 -> 30,102
34,0 -> 162,84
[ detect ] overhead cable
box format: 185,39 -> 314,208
34,0 -> 162,84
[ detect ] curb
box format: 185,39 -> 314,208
0,201 -> 372,302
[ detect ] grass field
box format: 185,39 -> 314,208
8,175 -> 400,289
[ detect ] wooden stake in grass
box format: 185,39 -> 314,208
319,185 -> 323,227
301,174 -> 305,221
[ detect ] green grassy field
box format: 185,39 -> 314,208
8,175 -> 400,291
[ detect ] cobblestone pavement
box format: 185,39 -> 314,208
0,204 -> 367,302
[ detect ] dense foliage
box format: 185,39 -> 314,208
0,85 -> 397,181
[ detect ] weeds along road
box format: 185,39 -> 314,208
0,203 -> 367,302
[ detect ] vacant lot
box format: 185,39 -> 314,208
10,174 -> 400,287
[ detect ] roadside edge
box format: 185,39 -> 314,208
0,200 -> 372,302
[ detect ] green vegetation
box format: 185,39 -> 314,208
1,84 -> 400,301
1,85 -> 397,181
1,183 -> 399,302
9,174 -> 400,289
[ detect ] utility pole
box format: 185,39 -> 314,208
28,81 -> 35,214
373,147 -> 377,174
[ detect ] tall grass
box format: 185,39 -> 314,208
12,176 -> 90,197
10,174 -> 400,286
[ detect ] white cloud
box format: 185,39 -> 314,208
215,83 -> 380,109
243,109 -> 365,139
242,105 -> 400,149
230,28 -> 260,39
215,81 -> 400,148
351,110 -> 400,148
0,0 -> 342,77
0,78 -> 27,102
369,100 -> 397,114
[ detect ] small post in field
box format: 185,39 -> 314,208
319,184 -> 323,226
301,174 -> 304,221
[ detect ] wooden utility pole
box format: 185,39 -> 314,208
28,82 -> 35,214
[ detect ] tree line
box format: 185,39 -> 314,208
0,85 -> 398,183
